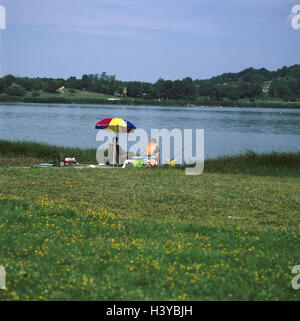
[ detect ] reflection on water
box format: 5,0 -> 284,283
0,103 -> 300,159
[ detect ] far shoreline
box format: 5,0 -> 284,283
1,96 -> 300,109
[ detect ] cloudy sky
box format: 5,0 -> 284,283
0,0 -> 299,81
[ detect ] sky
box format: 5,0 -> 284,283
0,0 -> 299,82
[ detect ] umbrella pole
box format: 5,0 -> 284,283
113,139 -> 115,167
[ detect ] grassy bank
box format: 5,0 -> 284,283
1,139 -> 300,177
0,141 -> 300,300
0,140 -> 96,166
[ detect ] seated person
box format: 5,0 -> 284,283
108,137 -> 135,165
146,138 -> 160,167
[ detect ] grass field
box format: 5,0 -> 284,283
25,89 -> 121,101
0,140 -> 300,300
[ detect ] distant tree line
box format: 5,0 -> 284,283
1,65 -> 300,102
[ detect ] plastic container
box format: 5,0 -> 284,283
167,160 -> 175,167
131,156 -> 144,168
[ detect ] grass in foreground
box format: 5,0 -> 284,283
0,141 -> 300,300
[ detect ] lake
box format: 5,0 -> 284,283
0,103 -> 300,160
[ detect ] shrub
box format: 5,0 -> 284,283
32,91 -> 40,97
6,83 -> 26,97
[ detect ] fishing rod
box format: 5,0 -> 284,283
164,143 -> 196,167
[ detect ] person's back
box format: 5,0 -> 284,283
147,140 -> 158,156
146,138 -> 160,166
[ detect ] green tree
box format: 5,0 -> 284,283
80,74 -> 90,90
98,72 -> 118,95
65,76 -> 80,89
269,79 -> 290,98
68,88 -> 75,95
126,81 -> 142,98
152,78 -> 165,99
2,74 -> 16,90
6,83 -> 26,97
17,77 -> 33,91
43,79 -> 60,93
181,77 -> 196,98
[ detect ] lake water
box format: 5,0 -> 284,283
0,103 -> 300,160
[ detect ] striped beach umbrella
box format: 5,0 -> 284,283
95,118 -> 136,133
95,118 -> 136,166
